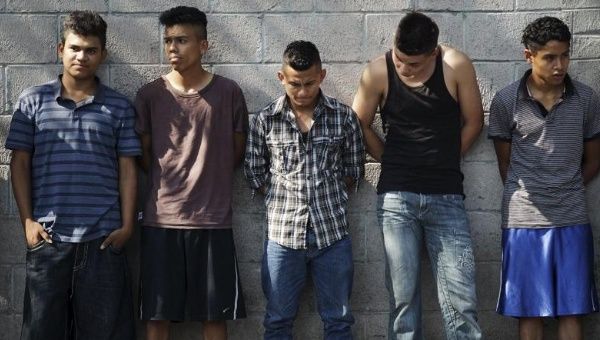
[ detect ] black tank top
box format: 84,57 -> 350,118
378,49 -> 463,195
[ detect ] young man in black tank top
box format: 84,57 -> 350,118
352,12 -> 483,340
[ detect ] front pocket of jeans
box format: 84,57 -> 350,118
108,244 -> 123,255
26,240 -> 47,253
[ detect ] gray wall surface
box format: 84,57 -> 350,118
1,1 -> 600,339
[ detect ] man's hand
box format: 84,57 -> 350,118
100,227 -> 134,250
24,218 -> 52,247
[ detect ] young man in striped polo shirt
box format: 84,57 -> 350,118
489,16 -> 600,340
6,11 -> 140,340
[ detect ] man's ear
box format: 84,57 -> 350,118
524,48 -> 534,64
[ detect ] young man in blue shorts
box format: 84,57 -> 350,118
6,11 -> 139,340
489,16 -> 600,340
245,40 -> 364,339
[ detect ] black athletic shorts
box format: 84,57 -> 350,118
139,226 -> 246,321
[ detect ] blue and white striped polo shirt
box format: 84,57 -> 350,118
488,70 -> 600,228
5,77 -> 141,242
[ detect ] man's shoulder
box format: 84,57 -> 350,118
212,74 -> 243,92
364,54 -> 388,84
100,83 -> 133,107
136,77 -> 167,98
18,79 -> 59,103
570,78 -> 596,98
494,79 -> 521,103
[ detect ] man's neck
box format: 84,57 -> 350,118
527,74 -> 564,97
166,66 -> 212,94
60,73 -> 97,103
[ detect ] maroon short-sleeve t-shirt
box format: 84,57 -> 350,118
135,74 -> 249,229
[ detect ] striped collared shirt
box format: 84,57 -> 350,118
244,93 -> 364,249
488,70 -> 600,228
5,77 -> 141,242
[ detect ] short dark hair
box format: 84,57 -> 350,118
522,16 -> 571,52
282,40 -> 321,71
394,12 -> 439,55
62,11 -> 107,50
159,6 -> 208,39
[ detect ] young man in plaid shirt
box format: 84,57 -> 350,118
244,40 -> 364,339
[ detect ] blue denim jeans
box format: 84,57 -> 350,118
21,237 -> 135,340
262,229 -> 354,340
377,191 -> 481,340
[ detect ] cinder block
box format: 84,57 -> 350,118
464,12 -> 567,61
0,314 -> 21,340
365,13 -> 463,61
237,263 -> 264,312
363,312 -> 389,339
204,15 -> 262,63
573,36 -> 600,60
516,0 -> 599,10
109,64 -> 169,101
463,118 -> 497,163
572,10 -> 600,34
0,215 -> 26,264
467,211 -> 502,262
6,0 -> 106,12
478,310 -> 518,339
211,64 -> 281,113
0,66 -> 5,114
315,0 -> 410,12
321,63 -> 364,107
232,213 -> 265,263
0,165 -> 15,216
0,265 -> 9,313
109,0 -> 209,12
227,313 -> 264,340
105,15 -> 161,64
0,116 -> 12,165
347,212 -> 368,262
463,0 -> 514,10
462,161 -> 503,211
212,0 -> 312,13
353,262 -> 388,311
473,62 -> 516,112
263,14 -> 364,63
0,15 -> 57,64
421,0 -> 513,11
365,215 -> 385,262
12,266 -> 24,314
475,262 -> 501,311
570,60 -> 600,93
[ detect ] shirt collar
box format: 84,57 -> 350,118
55,74 -> 106,103
269,90 -> 334,117
517,69 -> 575,101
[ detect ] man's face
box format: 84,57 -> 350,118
59,31 -> 106,81
163,24 -> 208,73
392,47 -> 437,78
278,64 -> 326,110
525,40 -> 570,87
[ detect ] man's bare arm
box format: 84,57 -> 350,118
493,140 -> 511,184
10,150 -> 52,246
101,156 -> 137,250
352,58 -> 386,161
449,50 -> 484,156
582,138 -> 600,184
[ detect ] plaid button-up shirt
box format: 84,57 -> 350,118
244,93 -> 365,249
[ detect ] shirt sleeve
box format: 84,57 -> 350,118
488,92 -> 513,141
584,89 -> 600,140
5,95 -> 35,152
244,113 -> 269,190
232,85 -> 249,133
116,103 -> 142,156
343,109 -> 365,182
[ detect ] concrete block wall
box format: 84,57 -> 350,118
1,1 -> 600,339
